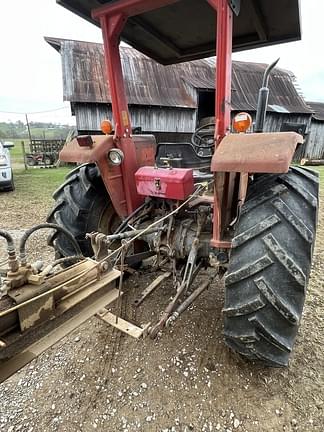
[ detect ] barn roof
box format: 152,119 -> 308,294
307,101 -> 324,121
46,36 -> 311,114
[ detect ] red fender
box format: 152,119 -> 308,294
59,135 -> 156,218
212,132 -> 303,173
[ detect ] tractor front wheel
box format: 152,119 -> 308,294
47,163 -> 120,259
224,167 -> 319,366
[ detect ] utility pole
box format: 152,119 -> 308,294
25,113 -> 32,145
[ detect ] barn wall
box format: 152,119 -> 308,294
74,102 -> 324,161
76,103 -> 311,136
306,120 -> 324,159
261,113 -> 324,161
244,112 -> 312,162
74,103 -> 196,134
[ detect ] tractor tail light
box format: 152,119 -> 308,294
101,119 -> 113,135
233,112 -> 252,133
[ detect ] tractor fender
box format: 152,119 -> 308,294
59,134 -> 156,218
59,134 -> 156,166
212,132 -> 303,173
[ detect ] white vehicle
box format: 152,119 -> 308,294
0,141 -> 15,191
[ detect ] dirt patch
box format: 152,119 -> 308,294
0,187 -> 323,432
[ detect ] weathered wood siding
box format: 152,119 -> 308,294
305,120 -> 324,159
74,103 -> 196,134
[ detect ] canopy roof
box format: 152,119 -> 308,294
57,0 -> 301,65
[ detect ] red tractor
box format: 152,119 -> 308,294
0,0 -> 319,380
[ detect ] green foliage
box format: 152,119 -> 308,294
0,121 -> 73,140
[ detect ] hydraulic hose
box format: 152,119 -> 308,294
40,255 -> 84,277
0,230 -> 14,248
115,200 -> 150,234
19,223 -> 82,266
0,230 -> 18,272
51,255 -> 83,268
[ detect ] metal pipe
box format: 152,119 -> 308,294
254,58 -> 280,133
166,274 -> 216,327
262,58 -> 280,87
19,223 -> 82,266
0,230 -> 18,273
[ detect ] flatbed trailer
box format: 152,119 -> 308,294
25,139 -> 65,166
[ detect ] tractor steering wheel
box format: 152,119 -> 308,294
191,123 -> 215,152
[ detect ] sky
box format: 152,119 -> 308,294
0,0 -> 323,125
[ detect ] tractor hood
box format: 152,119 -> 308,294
57,0 -> 301,65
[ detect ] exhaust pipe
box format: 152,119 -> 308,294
254,58 -> 280,133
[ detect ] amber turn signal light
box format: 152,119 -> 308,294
101,119 -> 113,135
233,112 -> 252,133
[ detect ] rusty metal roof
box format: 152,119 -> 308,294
307,102 -> 324,121
56,0 -> 301,65
46,37 -> 311,114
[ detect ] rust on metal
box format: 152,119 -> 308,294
134,272 -> 171,306
18,295 -> 54,332
60,134 -> 156,218
0,257 -> 121,380
212,132 -> 303,173
0,285 -> 122,384
46,38 -> 311,117
60,135 -> 114,163
308,101 -> 324,122
60,134 -> 156,165
238,172 -> 249,207
97,309 -> 150,339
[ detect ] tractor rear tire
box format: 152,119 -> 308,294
47,163 -> 119,258
224,167 -> 319,366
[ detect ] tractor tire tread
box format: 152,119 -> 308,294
47,163 -> 110,258
224,168 -> 318,366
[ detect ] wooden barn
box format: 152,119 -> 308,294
46,37 -> 323,160
304,102 -> 324,160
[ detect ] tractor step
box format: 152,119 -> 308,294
97,309 -> 150,339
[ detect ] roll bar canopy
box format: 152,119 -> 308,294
57,0 -> 301,65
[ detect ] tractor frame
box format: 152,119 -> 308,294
58,0 -> 301,249
1,0 -> 317,379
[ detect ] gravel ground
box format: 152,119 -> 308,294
0,183 -> 323,432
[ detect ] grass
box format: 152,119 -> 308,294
312,166 -> 324,188
9,139 -> 25,164
1,162 -> 323,230
0,161 -> 322,235
9,163 -> 324,204
1,167 -> 71,229
6,139 -> 28,165
12,167 -> 70,201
